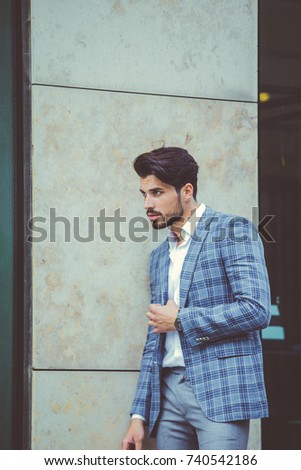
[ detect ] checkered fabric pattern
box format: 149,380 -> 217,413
130,207 -> 271,436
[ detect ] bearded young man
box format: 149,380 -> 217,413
122,147 -> 271,450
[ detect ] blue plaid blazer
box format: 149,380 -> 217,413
131,207 -> 271,436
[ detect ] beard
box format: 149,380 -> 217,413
147,196 -> 184,230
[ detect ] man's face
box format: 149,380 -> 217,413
140,175 -> 184,230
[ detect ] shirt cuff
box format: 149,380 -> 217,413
131,414 -> 145,422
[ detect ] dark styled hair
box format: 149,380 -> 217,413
133,147 -> 199,199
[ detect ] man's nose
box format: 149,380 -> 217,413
144,194 -> 154,210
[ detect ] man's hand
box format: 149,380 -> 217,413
122,418 -> 145,450
147,299 -> 179,333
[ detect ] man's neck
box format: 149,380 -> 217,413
171,202 -> 198,242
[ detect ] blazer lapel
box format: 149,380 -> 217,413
154,240 -> 169,363
158,240 -> 170,305
179,207 -> 217,308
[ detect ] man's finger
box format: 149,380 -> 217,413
149,304 -> 161,313
147,312 -> 159,323
152,327 -> 160,334
134,439 -> 143,450
121,439 -> 131,450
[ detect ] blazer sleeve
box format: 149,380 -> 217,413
130,251 -> 157,421
179,216 -> 271,348
130,326 -> 155,422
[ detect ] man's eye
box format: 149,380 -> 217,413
154,190 -> 162,196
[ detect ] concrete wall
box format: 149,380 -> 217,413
30,0 -> 259,449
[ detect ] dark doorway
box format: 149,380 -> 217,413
0,0 -> 30,449
259,0 -> 301,449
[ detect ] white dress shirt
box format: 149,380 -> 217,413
163,203 -> 206,367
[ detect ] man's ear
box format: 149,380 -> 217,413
182,183 -> 194,199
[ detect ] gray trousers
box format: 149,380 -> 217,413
156,367 -> 250,450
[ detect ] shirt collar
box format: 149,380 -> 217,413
168,203 -> 206,243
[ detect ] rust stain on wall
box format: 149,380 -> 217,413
45,272 -> 63,291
